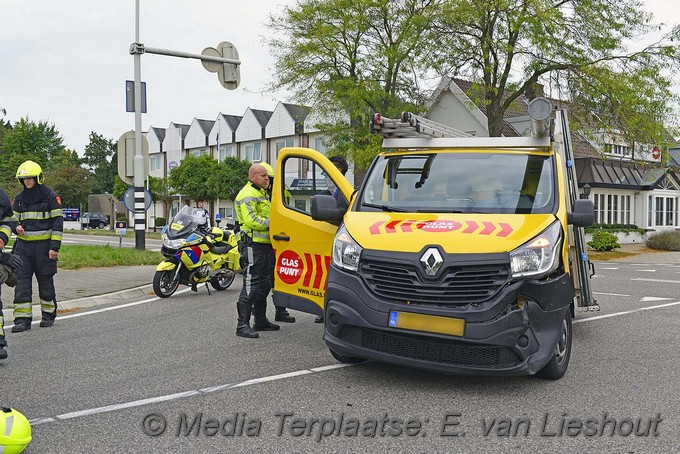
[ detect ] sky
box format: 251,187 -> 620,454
0,0 -> 678,154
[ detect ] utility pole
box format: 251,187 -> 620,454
128,0 -> 241,250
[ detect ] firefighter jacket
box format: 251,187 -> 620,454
235,182 -> 270,244
0,189 -> 18,248
13,184 -> 63,251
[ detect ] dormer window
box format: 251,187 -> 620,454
603,143 -> 631,158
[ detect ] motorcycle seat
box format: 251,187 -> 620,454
210,243 -> 232,255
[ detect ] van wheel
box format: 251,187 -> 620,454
536,309 -> 572,380
328,347 -> 367,364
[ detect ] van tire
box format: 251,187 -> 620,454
536,309 -> 572,380
328,347 -> 367,364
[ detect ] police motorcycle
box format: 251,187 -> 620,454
153,205 -> 240,298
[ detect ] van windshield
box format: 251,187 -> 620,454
359,152 -> 556,214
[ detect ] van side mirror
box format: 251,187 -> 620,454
311,194 -> 345,226
568,199 -> 594,227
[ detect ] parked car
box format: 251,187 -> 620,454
81,212 -> 110,229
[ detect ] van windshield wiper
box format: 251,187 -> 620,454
362,202 -> 408,212
415,209 -> 465,213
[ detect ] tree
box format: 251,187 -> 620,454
208,157 -> 252,201
168,154 -> 219,201
47,166 -> 93,208
267,0 -> 440,166
148,176 -> 174,221
83,132 -> 117,194
1,117 -> 65,166
430,0 -> 679,144
268,0 -> 680,152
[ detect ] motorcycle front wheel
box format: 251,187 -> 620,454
210,270 -> 235,291
153,269 -> 180,298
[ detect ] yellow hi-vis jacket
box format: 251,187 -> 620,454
235,182 -> 270,244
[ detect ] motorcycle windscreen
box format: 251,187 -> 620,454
166,206 -> 201,239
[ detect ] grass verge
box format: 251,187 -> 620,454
58,244 -> 162,270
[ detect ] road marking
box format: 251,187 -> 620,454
636,269 -> 656,272
29,363 -> 355,426
631,278 -> 680,284
574,300 -> 680,324
593,292 -> 630,297
598,267 -> 619,270
640,297 -> 673,302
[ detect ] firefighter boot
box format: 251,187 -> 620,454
0,347 -> 6,360
40,313 -> 56,328
11,320 -> 31,333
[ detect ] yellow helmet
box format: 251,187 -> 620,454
16,160 -> 44,185
261,162 -> 274,177
0,407 -> 32,454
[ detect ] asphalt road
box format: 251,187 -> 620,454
2,260 -> 679,453
61,232 -> 163,250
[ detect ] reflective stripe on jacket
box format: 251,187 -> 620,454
13,186 -> 63,251
235,182 -> 270,244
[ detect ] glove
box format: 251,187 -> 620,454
0,252 -> 22,269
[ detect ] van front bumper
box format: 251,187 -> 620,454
323,270 -> 574,376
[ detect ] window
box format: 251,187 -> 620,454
218,144 -> 234,161
282,156 -> 331,216
149,155 -> 162,172
594,193 -> 632,225
275,138 -> 295,153
314,137 -> 327,153
189,148 -> 208,157
245,142 -> 262,162
604,143 -> 631,158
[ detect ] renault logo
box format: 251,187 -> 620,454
420,248 -> 443,276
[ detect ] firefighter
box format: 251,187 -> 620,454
234,163 -> 294,339
10,160 -> 63,333
0,188 -> 21,359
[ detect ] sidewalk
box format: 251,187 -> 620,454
608,243 -> 680,264
1,265 -> 158,325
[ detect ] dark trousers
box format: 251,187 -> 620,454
0,288 -> 5,347
12,240 -> 58,322
236,242 -> 275,325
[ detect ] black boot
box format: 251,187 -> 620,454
315,315 -> 324,323
40,312 -> 56,328
11,320 -> 31,333
274,308 -> 296,323
253,319 -> 280,331
0,345 -> 7,360
236,323 -> 259,338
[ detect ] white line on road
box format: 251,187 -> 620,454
598,267 -> 619,270
25,294 -> 680,427
593,292 -> 630,297
574,300 -> 680,324
636,269 -> 657,272
631,278 -> 680,284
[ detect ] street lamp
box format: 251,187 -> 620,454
580,183 -> 591,199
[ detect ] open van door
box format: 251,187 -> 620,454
270,147 -> 354,316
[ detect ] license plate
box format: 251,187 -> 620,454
388,311 -> 465,337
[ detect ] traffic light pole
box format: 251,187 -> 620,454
129,0 -> 241,251
133,0 -> 145,250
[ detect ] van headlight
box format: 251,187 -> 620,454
509,221 -> 562,278
332,225 -> 362,272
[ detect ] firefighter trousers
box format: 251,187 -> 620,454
12,240 -> 58,323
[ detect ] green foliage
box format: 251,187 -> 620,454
84,132 -> 117,194
116,214 -> 128,221
587,230 -> 620,251
112,177 -> 130,201
47,166 -> 93,208
154,217 -> 167,228
208,157 -> 252,201
1,117 -> 65,166
169,154 -> 219,201
584,224 -> 647,235
645,231 -> 680,251
58,244 -> 161,270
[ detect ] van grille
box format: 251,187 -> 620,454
360,260 -> 508,305
340,326 -> 520,368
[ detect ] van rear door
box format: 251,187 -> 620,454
270,147 -> 353,315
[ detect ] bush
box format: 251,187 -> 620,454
645,231 -> 680,251
584,223 -> 647,235
116,214 -> 128,221
154,217 -> 166,228
587,230 -> 620,251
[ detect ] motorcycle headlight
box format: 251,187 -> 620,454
332,225 -> 363,272
163,236 -> 184,250
510,221 -> 562,278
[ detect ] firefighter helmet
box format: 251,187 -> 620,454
16,160 -> 44,185
261,162 -> 274,177
0,407 -> 32,454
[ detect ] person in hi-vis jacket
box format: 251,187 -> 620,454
10,160 -> 63,333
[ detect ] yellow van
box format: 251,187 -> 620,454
270,101 -> 595,379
